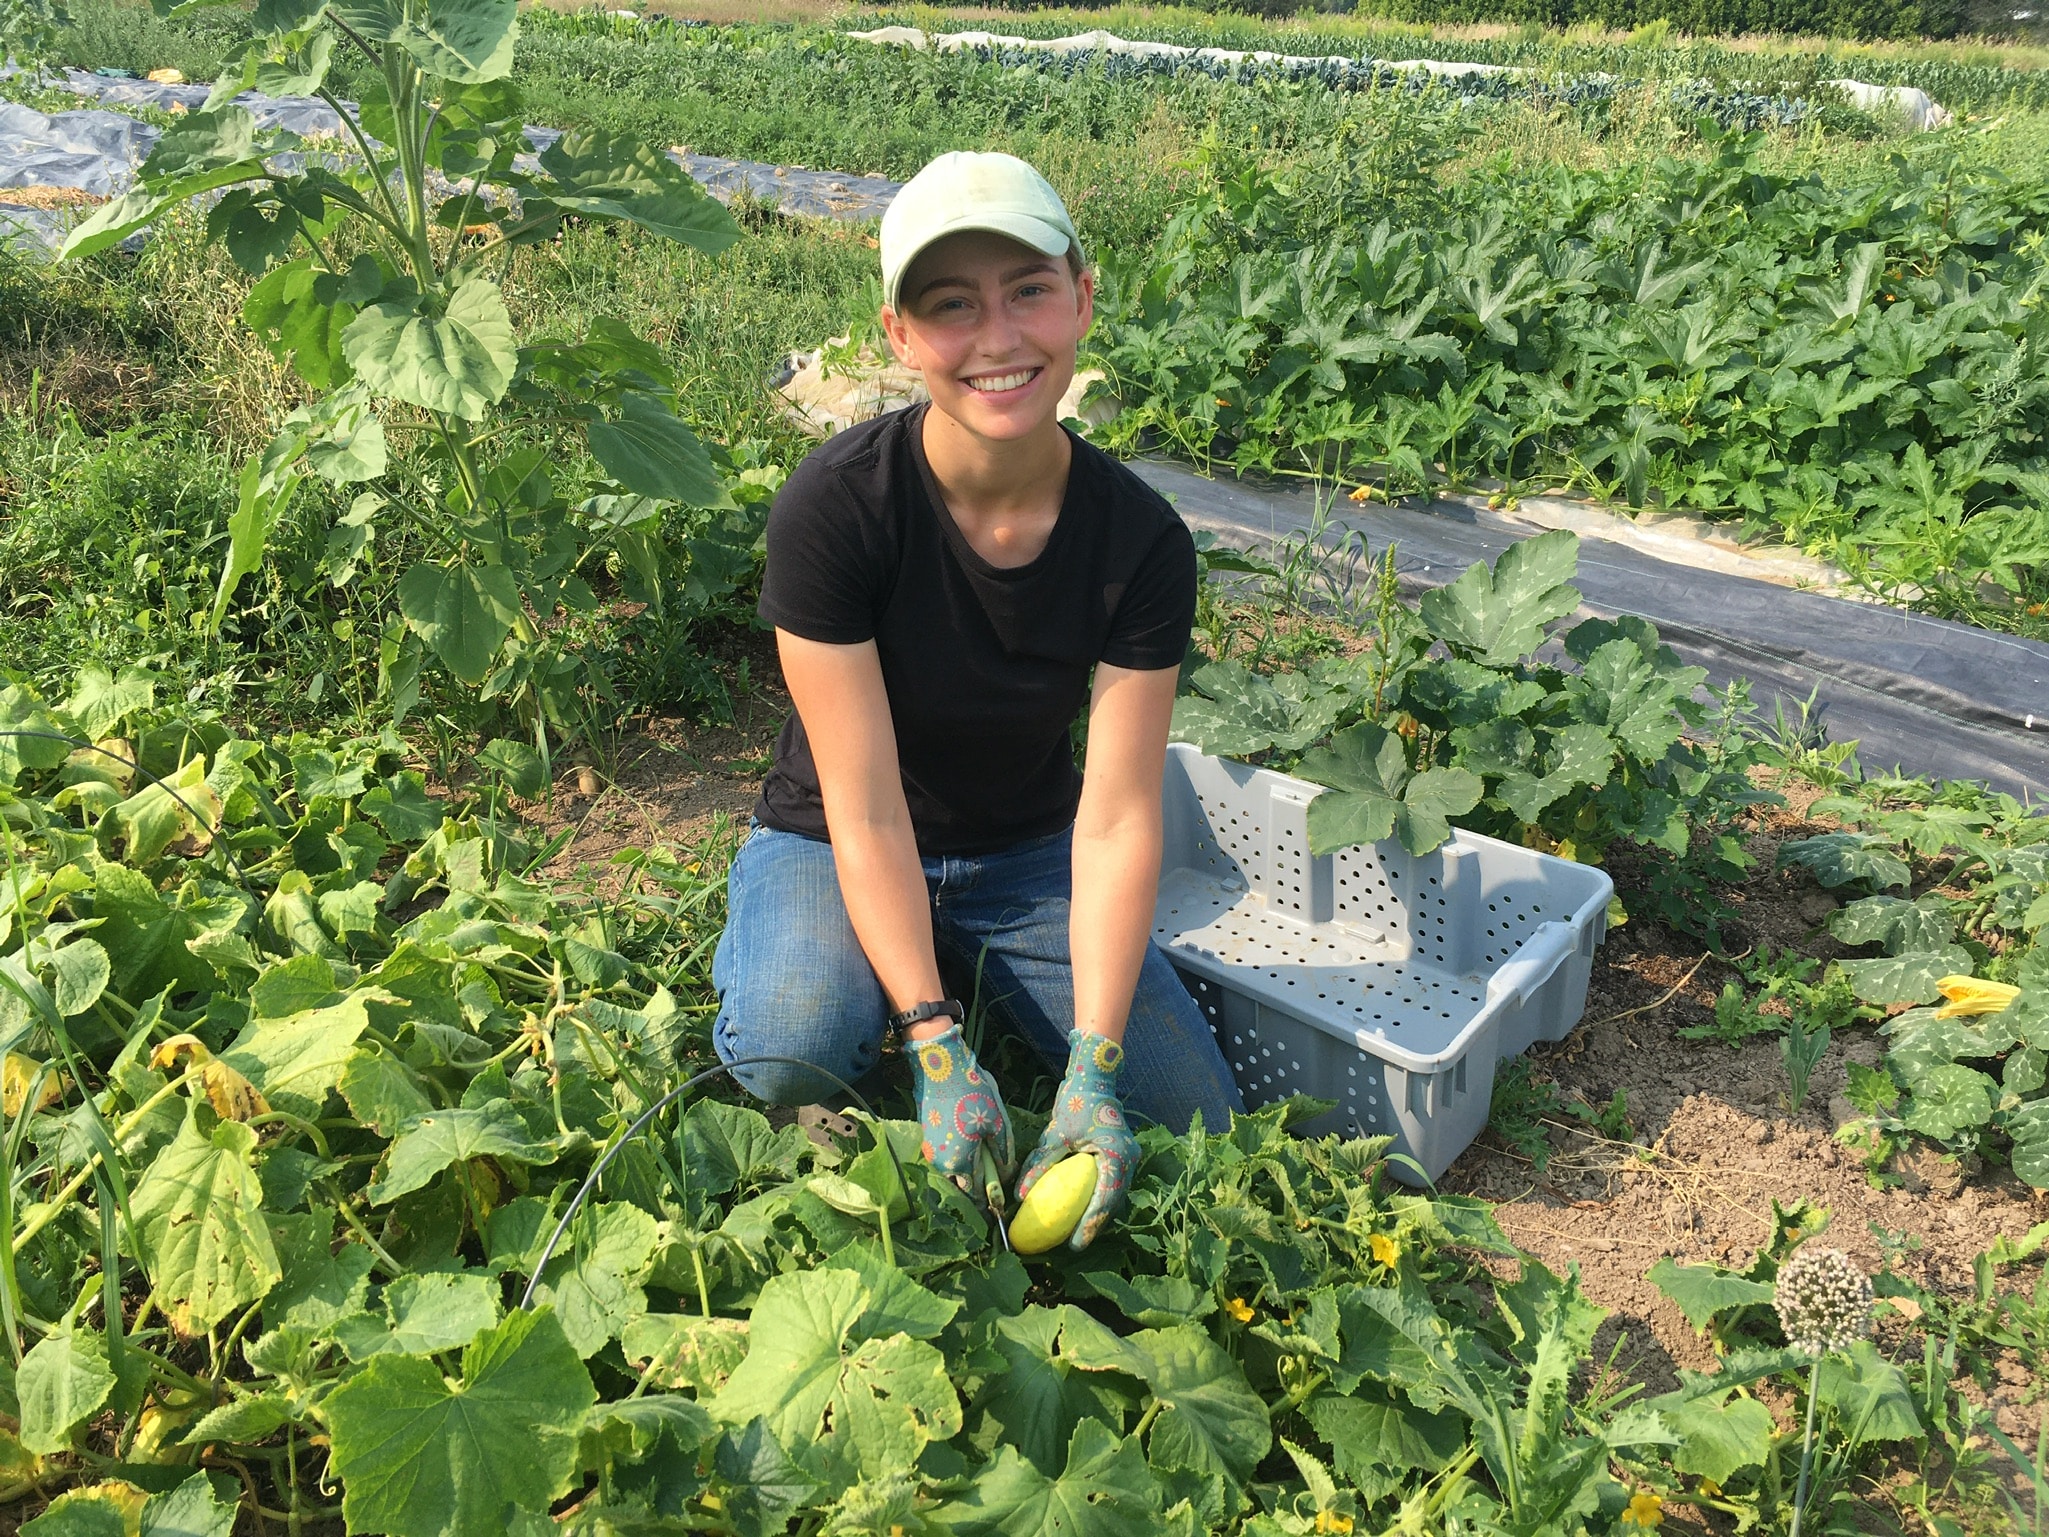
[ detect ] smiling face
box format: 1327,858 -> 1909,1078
879,229 -> 1094,448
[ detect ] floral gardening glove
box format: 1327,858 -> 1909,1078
1016,1030 -> 1140,1251
906,1022 -> 1015,1203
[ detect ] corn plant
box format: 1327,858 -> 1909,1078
61,0 -> 741,751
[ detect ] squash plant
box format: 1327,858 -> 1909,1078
1174,531 -> 1770,884
60,0 -> 741,745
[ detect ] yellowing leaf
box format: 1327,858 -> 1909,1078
25,1481 -> 147,1537
3,1053 -> 64,1117
149,1035 -> 268,1122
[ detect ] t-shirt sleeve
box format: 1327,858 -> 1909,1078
1100,513 -> 1197,671
756,451 -> 884,645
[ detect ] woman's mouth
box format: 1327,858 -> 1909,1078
962,366 -> 1041,397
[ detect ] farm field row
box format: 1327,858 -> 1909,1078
2,0 -> 2047,1533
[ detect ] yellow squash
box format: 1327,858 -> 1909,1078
1008,1153 -> 1098,1254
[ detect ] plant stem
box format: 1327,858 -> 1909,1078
1132,1398 -> 1164,1439
1790,1355 -> 1822,1537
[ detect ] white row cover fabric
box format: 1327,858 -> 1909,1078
845,26 -> 1951,130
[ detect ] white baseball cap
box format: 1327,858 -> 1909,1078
880,151 -> 1081,312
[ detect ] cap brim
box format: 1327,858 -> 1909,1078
885,211 -> 1073,310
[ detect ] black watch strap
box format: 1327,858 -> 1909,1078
887,998 -> 963,1033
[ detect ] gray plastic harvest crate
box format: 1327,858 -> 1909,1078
1154,744 -> 1614,1183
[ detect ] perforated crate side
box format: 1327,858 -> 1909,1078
1174,963 -> 1500,1184
1159,744 -> 1615,1181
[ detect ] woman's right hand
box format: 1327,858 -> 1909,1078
905,1022 -> 1015,1204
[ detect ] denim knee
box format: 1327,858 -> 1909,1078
714,981 -> 884,1105
712,824 -> 887,1105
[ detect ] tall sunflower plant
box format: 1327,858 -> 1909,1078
61,0 -> 742,749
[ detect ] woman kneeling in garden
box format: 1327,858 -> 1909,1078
713,151 -> 1243,1250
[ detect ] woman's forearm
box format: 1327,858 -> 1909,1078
827,808 -> 950,1039
1069,810 -> 1163,1045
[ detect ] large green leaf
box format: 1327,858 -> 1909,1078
1303,1385 -> 1463,1486
0,684 -> 71,787
1646,1388 -> 1777,1484
681,1098 -> 812,1199
1777,833 -> 1910,892
396,563 -> 523,685
268,1211 -> 374,1330
244,258 -> 373,388
342,280 -> 516,420
2006,1101 -> 2049,1190
586,393 -> 724,506
1568,638 -> 1690,760
1123,1324 -> 1271,1486
339,1049 -> 434,1137
220,992 -> 376,1117
1300,723 -> 1481,857
144,107 -> 260,180
1838,946 -> 1972,1006
1815,1342 -> 1922,1444
930,1419 -> 1162,1535
139,1474 -> 239,1537
711,1268 -> 963,1486
1417,529 -> 1581,666
1171,661 -> 1346,759
1646,1257 -> 1775,1334
1899,1063 -> 1995,1140
531,129 -> 741,251
528,1202 -> 658,1357
335,1271 -> 502,1360
1493,722 -> 1614,824
1405,657 -> 1548,731
396,0 -> 517,80
366,1100 -> 555,1205
129,1110 -> 282,1335
15,1327 -> 115,1455
63,665 -> 153,740
1828,895 -> 1956,955
712,1421 -> 818,1536
324,1308 -> 597,1537
975,1306 -> 1140,1475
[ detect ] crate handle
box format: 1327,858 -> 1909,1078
1484,921 -> 1575,1009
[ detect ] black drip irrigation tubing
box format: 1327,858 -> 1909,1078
1136,462 -> 2049,800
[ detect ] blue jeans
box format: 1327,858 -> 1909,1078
711,822 -> 1244,1134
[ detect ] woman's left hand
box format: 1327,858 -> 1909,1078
1017,1030 -> 1140,1250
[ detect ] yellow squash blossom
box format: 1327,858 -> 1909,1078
1369,1232 -> 1400,1267
1623,1491 -> 1664,1529
1314,1512 -> 1354,1534
1224,1296 -> 1256,1323
1934,976 -> 2020,1018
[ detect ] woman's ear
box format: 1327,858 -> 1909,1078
880,303 -> 916,371
1075,268 -> 1095,339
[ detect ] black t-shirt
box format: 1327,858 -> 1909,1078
754,402 -> 1196,855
